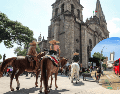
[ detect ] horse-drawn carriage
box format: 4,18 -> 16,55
82,73 -> 92,81
81,68 -> 92,81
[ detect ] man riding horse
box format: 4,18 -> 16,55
72,52 -> 79,63
46,39 -> 61,63
27,40 -> 38,69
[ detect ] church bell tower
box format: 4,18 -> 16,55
47,0 -> 84,63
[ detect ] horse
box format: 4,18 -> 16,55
0,52 -> 45,91
60,65 -> 70,76
70,62 -> 80,84
40,56 -> 68,94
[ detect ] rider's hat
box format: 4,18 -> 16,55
29,40 -> 38,46
49,39 -> 60,44
73,52 -> 79,55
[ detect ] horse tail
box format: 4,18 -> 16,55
0,57 -> 16,77
42,58 -> 48,93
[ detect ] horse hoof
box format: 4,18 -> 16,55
48,90 -> 50,93
76,82 -> 77,84
71,81 -> 73,83
56,86 -> 58,88
36,85 -> 38,87
16,87 -> 19,90
48,85 -> 52,88
39,90 -> 42,93
11,88 -> 14,91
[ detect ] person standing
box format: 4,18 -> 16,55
90,66 -> 92,72
3,54 -> 6,61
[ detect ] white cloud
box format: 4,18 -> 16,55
107,18 -> 120,37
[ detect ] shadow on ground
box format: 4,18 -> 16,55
3,85 -> 69,94
72,81 -> 84,86
4,87 -> 39,94
38,88 -> 69,94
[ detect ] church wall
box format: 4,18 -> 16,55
74,22 -> 80,54
81,26 -> 87,68
64,16 -> 75,63
58,33 -> 65,57
51,21 -> 55,38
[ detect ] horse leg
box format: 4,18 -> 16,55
15,69 -> 24,90
76,74 -> 77,84
55,72 -> 58,88
69,71 -> 71,79
48,73 -> 53,88
71,69 -> 74,83
40,71 -> 42,93
31,72 -> 33,77
35,70 -> 40,87
61,69 -> 62,75
10,69 -> 17,91
77,69 -> 80,81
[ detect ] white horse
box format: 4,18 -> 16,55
70,62 -> 80,84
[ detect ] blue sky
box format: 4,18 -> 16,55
91,37 -> 120,61
0,0 -> 120,62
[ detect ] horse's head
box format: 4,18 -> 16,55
37,52 -> 45,59
37,53 -> 41,59
41,52 -> 45,57
59,57 -> 68,67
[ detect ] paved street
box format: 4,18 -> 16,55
0,73 -> 120,94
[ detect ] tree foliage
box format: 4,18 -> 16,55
92,52 -> 106,62
0,54 -> 2,60
0,12 -> 34,48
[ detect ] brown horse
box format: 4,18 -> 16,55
40,57 -> 68,94
0,52 -> 45,91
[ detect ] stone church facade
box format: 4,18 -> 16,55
38,0 -> 109,68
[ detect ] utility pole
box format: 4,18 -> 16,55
100,46 -> 105,68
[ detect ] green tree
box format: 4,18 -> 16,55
0,54 -> 2,60
92,52 -> 106,63
0,12 -> 34,48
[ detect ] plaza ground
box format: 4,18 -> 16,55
0,70 -> 120,94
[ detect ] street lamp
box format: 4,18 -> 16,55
100,47 -> 107,69
100,46 -> 105,68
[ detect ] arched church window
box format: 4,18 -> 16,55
77,9 -> 80,19
89,39 -> 92,50
87,46 -> 90,58
94,37 -> 96,46
55,8 -> 58,16
76,39 -> 79,43
61,4 -> 64,13
71,4 -> 74,14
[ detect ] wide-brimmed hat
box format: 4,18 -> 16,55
73,52 -> 79,55
29,40 -> 38,46
49,39 -> 60,44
